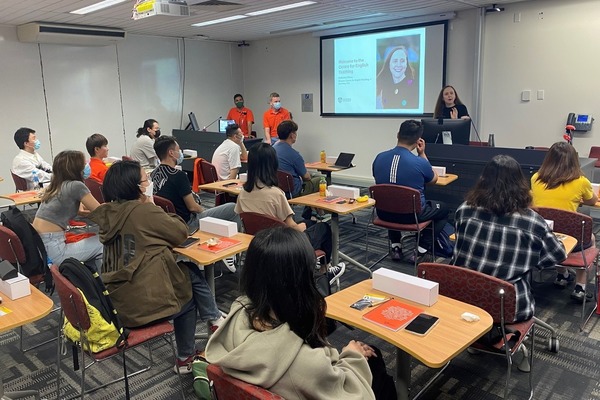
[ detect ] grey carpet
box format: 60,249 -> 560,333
2,193 -> 600,399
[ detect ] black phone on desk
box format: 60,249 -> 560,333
180,237 -> 200,248
404,313 -> 439,336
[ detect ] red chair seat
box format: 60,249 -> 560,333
562,246 -> 600,268
471,319 -> 534,352
207,364 -> 285,400
93,321 -> 174,359
373,217 -> 431,232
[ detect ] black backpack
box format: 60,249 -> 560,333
1,207 -> 52,292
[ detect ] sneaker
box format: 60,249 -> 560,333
209,316 -> 226,333
174,350 -> 203,374
391,246 -> 402,261
327,262 -> 346,283
316,213 -> 332,223
222,257 -> 236,273
570,285 -> 592,302
554,272 -> 574,288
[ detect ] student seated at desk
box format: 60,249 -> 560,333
206,227 -> 395,400
12,127 -> 52,190
531,142 -> 598,300
453,155 -> 567,322
211,123 -> 247,180
89,160 -> 224,374
86,133 -> 110,183
32,151 -> 103,270
235,143 -> 343,279
130,119 -> 160,170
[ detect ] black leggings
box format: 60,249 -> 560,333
304,222 -> 333,263
368,345 -> 397,400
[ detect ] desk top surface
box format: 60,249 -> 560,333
305,162 -> 354,172
326,279 -> 493,368
0,191 -> 43,206
435,173 -> 458,186
0,285 -> 54,333
289,192 -> 375,215
198,179 -> 244,195
174,231 -> 253,265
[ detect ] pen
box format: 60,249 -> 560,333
369,298 -> 392,307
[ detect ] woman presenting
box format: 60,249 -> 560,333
433,85 -> 470,119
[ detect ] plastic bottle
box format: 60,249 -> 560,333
319,176 -> 327,197
488,133 -> 495,147
32,170 -> 41,190
320,149 -> 326,164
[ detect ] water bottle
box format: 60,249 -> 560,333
488,133 -> 495,147
320,149 -> 326,164
32,170 -> 41,190
319,176 -> 327,197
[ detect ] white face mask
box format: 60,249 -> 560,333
144,181 -> 154,198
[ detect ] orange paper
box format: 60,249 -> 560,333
198,237 -> 241,253
362,299 -> 423,331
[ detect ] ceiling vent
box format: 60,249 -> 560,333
187,0 -> 244,13
17,22 -> 126,46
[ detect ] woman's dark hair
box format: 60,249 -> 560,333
102,160 -> 144,202
240,226 -> 329,348
136,119 -> 158,138
433,85 -> 464,118
535,142 -> 582,190
465,155 -> 531,215
85,133 -> 108,157
243,143 -> 279,192
42,150 -> 86,202
376,45 -> 415,84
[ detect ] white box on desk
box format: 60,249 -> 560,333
592,183 -> 600,196
326,156 -> 338,164
328,185 -> 360,199
199,217 -> 238,237
432,166 -> 446,176
183,149 -> 197,158
0,272 -> 31,300
545,219 -> 554,230
373,268 -> 438,306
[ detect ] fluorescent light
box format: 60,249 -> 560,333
246,1 -> 316,17
192,15 -> 248,27
70,0 -> 128,15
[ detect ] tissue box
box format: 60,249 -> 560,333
183,149 -> 197,158
328,185 -> 360,199
373,268 -> 438,306
592,183 -> 600,196
239,173 -> 248,183
545,219 -> 554,230
326,156 -> 338,164
199,217 -> 238,237
0,272 -> 31,300
432,166 -> 446,176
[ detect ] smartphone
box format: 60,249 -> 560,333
189,226 -> 199,235
223,182 -> 238,187
180,237 -> 200,248
404,313 -> 439,336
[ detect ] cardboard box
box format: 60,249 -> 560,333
326,155 -> 338,164
432,166 -> 447,177
183,149 -> 197,158
199,216 -> 238,237
328,185 -> 360,199
0,272 -> 31,300
545,219 -> 554,230
373,268 -> 438,306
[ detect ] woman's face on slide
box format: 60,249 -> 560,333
388,49 -> 407,81
443,87 -> 456,106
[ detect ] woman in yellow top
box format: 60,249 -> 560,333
531,142 -> 598,301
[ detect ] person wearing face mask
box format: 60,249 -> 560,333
32,150 -> 103,271
130,118 -> 161,170
226,94 -> 255,138
263,92 -> 292,144
12,127 -> 53,190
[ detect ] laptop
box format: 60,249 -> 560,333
334,152 -> 355,169
218,119 -> 236,133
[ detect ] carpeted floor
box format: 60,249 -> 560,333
2,194 -> 600,399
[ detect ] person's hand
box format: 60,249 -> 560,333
416,138 -> 426,156
343,340 -> 377,358
450,107 -> 458,119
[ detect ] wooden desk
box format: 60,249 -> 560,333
174,231 -> 252,295
305,162 -> 354,183
435,173 -> 458,186
0,191 -> 42,206
289,193 -> 375,277
1,285 -> 54,399
326,280 -> 493,400
198,179 -> 244,196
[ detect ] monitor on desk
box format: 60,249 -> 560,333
185,112 -> 200,131
421,118 -> 471,146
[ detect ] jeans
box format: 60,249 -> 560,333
184,262 -> 221,322
171,299 -> 197,360
187,202 -> 242,232
39,231 -> 103,271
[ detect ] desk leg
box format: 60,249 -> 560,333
396,349 -> 411,400
331,212 -> 373,277
317,169 -> 333,185
204,264 -> 215,299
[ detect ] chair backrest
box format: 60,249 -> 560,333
0,225 -> 26,265
153,195 -> 176,213
589,146 -> 600,168
121,155 -> 133,161
84,178 -> 104,203
276,170 -> 294,199
50,265 -> 91,330
369,184 -> 422,215
535,207 -> 592,247
417,262 -> 517,323
207,364 -> 284,400
239,212 -> 285,235
200,160 -> 219,184
469,141 -> 489,147
11,172 -> 28,191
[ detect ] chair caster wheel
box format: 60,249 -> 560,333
547,337 -> 559,353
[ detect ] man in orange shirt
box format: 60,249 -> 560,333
263,92 -> 291,144
86,133 -> 109,183
226,93 -> 255,138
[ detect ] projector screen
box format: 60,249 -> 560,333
320,22 -> 447,117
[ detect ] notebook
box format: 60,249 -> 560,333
362,298 -> 423,331
334,152 -> 355,168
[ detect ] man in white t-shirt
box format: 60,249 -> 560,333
12,127 -> 52,190
211,124 -> 247,180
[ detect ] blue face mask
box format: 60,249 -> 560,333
34,140 -> 41,150
273,101 -> 282,110
176,151 -> 184,165
83,163 -> 91,180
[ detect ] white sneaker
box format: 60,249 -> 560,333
327,262 -> 346,287
223,257 -> 236,273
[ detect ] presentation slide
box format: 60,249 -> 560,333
321,22 -> 446,117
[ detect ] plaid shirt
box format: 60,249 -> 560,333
452,203 -> 567,321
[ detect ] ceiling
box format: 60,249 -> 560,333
0,0 -> 525,43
